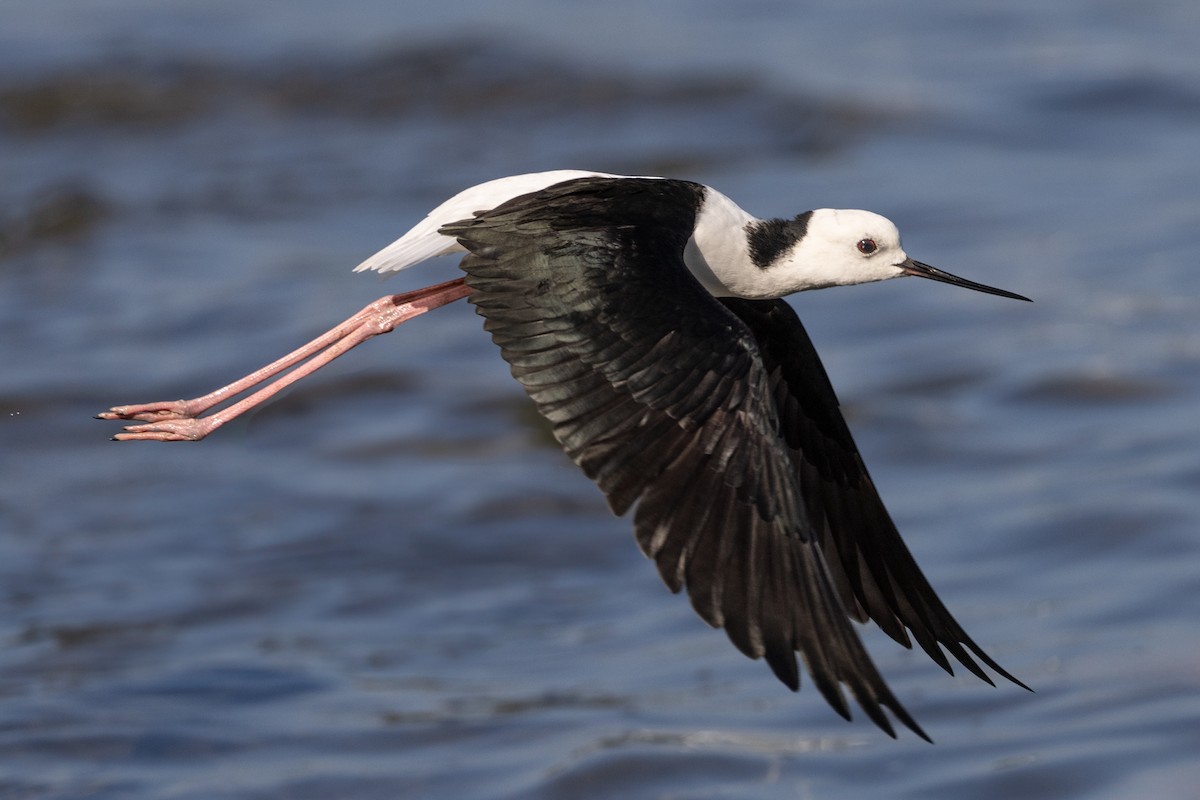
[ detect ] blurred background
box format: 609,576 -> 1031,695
1,2 -> 1198,798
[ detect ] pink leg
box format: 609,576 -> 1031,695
98,277 -> 472,441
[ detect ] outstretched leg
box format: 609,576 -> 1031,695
98,277 -> 471,441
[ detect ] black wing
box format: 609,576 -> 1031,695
442,177 -> 942,739
718,298 -> 1028,690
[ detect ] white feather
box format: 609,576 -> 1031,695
352,170 -> 617,274
682,187 -> 759,297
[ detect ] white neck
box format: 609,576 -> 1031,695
683,188 -> 768,299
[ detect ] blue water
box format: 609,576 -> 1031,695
2,2 -> 1198,798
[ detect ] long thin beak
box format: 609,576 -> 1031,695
900,259 -> 1031,302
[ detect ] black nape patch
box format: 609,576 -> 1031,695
746,211 -> 813,268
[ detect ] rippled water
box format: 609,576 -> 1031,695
2,2 -> 1199,798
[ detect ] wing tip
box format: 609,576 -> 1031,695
824,685 -> 933,743
960,639 -> 1033,692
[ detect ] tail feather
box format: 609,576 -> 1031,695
353,170 -> 617,275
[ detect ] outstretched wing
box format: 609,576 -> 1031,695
442,176 -> 930,739
718,298 -> 1027,690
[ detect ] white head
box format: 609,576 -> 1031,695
725,208 -> 1029,302
684,188 -> 1029,301
777,208 -> 908,292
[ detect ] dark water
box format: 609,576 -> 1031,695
2,2 -> 1199,798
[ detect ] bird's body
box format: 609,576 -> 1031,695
353,170 -> 927,298
101,171 -> 1031,741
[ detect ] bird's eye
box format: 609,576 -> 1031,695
856,238 -> 878,255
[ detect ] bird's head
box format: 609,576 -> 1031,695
751,208 -> 1029,301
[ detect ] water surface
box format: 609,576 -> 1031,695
1,2 -> 1198,798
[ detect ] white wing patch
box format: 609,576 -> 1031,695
352,170 -> 618,274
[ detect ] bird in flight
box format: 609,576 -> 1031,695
100,170 -> 1031,740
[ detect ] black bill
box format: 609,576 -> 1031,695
900,259 -> 1031,302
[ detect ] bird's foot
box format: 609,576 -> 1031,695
107,418 -> 215,442
97,399 -> 200,423
97,400 -> 220,441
